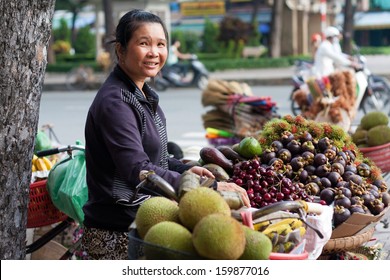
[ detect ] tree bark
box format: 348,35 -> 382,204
270,0 -> 283,58
343,0 -> 354,54
0,0 -> 55,259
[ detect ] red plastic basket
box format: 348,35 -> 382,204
359,142 -> 390,173
27,179 -> 68,228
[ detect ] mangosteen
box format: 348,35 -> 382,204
337,151 -> 348,162
350,195 -> 364,205
304,165 -> 316,176
331,162 -> 345,175
344,164 -> 357,174
280,131 -> 294,146
345,150 -> 356,162
290,156 -> 304,171
315,164 -> 331,178
301,151 -> 315,165
320,188 -> 335,205
372,179 -> 388,193
261,149 -> 276,165
299,169 -> 309,183
314,153 -> 328,166
320,177 -> 332,189
348,174 -> 363,185
277,148 -> 292,164
328,171 -> 342,187
317,137 -> 332,152
324,148 -> 337,161
334,194 -> 351,209
286,139 -> 302,155
269,158 -> 284,171
336,186 -> 352,198
297,131 -> 313,143
301,141 -> 315,153
336,181 -> 348,189
349,204 -> 366,215
271,140 -> 284,153
357,163 -> 371,178
333,205 -> 351,227
380,192 -> 390,207
304,182 -> 320,196
361,191 -> 375,207
342,170 -> 355,182
368,199 -> 385,215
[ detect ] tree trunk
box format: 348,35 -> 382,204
0,0 -> 55,259
270,0 -> 283,58
343,0 -> 354,54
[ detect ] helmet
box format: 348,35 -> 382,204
311,33 -> 322,43
324,26 -> 340,38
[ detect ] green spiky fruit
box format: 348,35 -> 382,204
352,129 -> 368,145
144,221 -> 197,260
239,226 -> 273,260
178,187 -> 230,231
135,197 -> 180,239
367,125 -> 390,147
192,213 -> 246,260
360,111 -> 389,130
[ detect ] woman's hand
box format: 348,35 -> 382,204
188,166 -> 215,179
217,182 -> 251,208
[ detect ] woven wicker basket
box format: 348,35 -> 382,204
321,227 -> 375,255
359,142 -> 390,173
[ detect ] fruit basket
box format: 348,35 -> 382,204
27,179 -> 68,228
128,228 -> 309,260
320,227 -> 375,257
358,142 -> 390,173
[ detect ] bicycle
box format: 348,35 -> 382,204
65,64 -> 96,91
26,144 -> 86,260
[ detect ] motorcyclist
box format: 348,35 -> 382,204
166,39 -> 194,77
313,26 -> 359,77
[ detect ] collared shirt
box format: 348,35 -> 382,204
83,65 -> 190,231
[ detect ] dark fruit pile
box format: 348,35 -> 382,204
237,115 -> 389,229
230,159 -> 313,208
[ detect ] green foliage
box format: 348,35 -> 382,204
359,46 -> 390,55
171,30 -> 200,54
201,57 -> 292,72
73,25 -> 95,54
53,18 -> 71,42
247,21 -> 261,47
202,17 -> 219,53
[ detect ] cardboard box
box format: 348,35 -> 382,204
330,206 -> 389,239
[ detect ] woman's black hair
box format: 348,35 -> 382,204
112,9 -> 169,55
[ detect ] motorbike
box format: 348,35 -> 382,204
290,54 -> 390,117
152,54 -> 209,91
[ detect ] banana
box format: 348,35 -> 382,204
262,223 -> 292,236
32,163 -> 37,172
42,156 -> 53,170
298,226 -> 306,237
35,158 -> 47,171
253,220 -> 270,231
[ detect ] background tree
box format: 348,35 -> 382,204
269,0 -> 283,58
0,0 -> 56,259
342,0 -> 355,54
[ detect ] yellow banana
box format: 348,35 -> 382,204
35,158 -> 47,171
262,223 -> 292,236
298,226 -> 306,237
42,156 -> 53,170
32,164 -> 37,172
253,220 -> 270,231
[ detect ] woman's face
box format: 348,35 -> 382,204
118,23 -> 168,85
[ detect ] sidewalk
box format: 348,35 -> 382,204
43,54 -> 390,91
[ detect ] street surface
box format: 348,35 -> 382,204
38,85 -> 295,148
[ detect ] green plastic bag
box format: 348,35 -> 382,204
46,150 -> 88,224
34,130 -> 53,152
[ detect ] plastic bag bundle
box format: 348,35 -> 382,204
46,150 -> 88,224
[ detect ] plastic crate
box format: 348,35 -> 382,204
27,180 -> 68,228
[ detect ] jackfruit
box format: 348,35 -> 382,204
360,111 -> 389,130
135,196 -> 180,239
192,213 -> 246,260
239,226 -> 273,260
351,129 -> 368,145
178,187 -> 231,231
367,125 -> 390,147
143,221 -> 198,260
